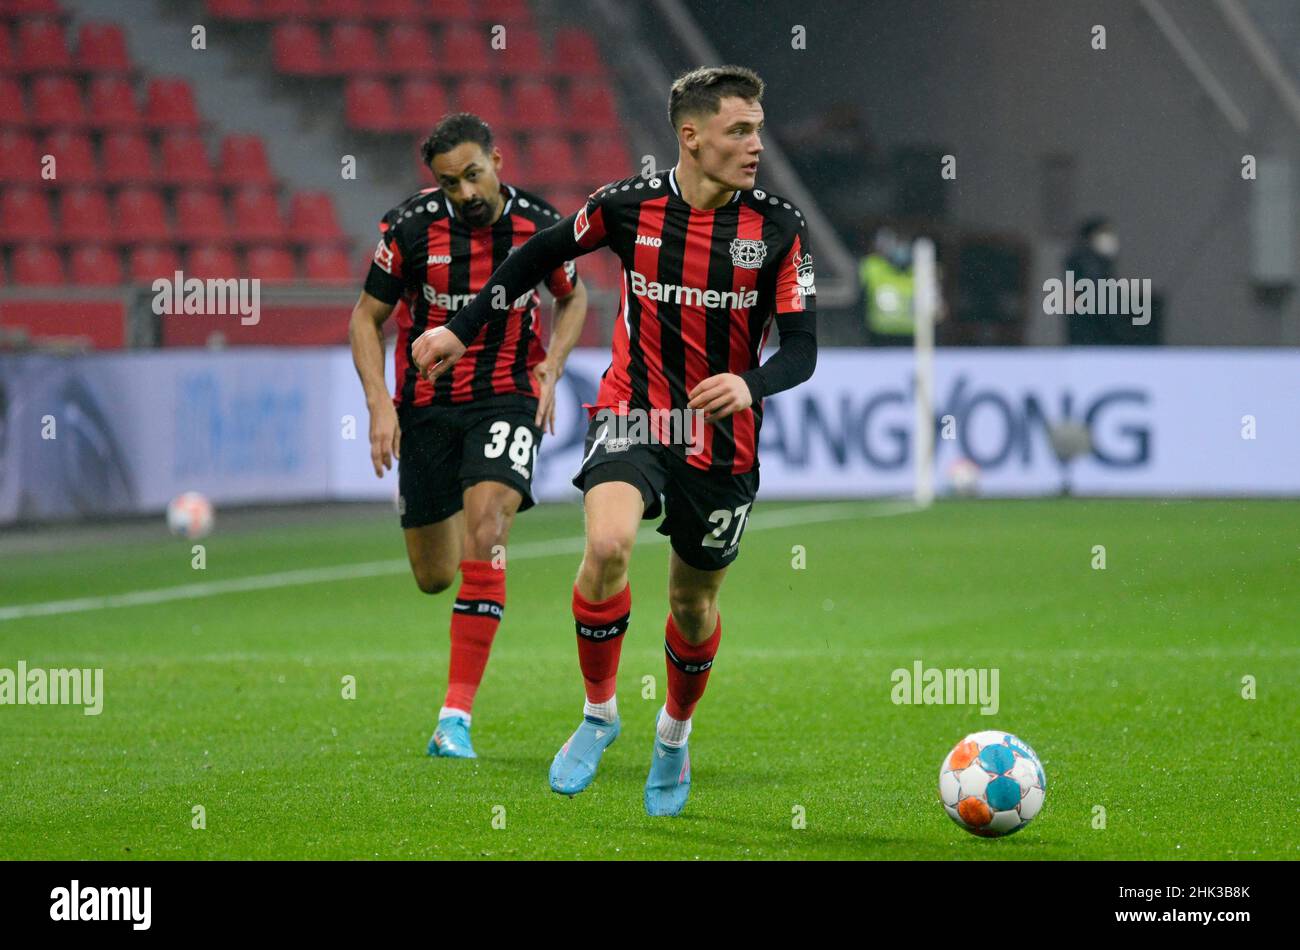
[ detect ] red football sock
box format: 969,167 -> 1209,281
443,559 -> 505,714
664,612 -> 721,720
573,583 -> 631,703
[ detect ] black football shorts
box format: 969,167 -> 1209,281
397,393 -> 542,529
572,414 -> 759,571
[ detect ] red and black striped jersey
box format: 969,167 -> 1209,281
573,169 -> 815,474
363,182 -> 579,408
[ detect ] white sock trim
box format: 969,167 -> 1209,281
656,706 -> 691,747
439,706 -> 471,725
583,695 -> 618,723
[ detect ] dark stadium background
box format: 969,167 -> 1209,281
0,0 -> 1297,874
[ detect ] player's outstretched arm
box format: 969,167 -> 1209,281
347,290 -> 400,477
414,212 -> 593,381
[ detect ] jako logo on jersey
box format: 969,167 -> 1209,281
635,234 -> 662,248
729,238 -> 767,269
427,254 -> 452,265
628,270 -> 758,309
422,285 -> 535,310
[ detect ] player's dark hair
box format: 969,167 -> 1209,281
668,65 -> 765,129
420,113 -> 494,167
1080,216 -> 1111,240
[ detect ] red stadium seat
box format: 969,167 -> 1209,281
455,78 -> 508,131
70,245 -> 124,286
230,187 -> 285,242
186,244 -> 240,279
174,189 -> 230,243
76,23 -> 131,73
345,77 -> 400,132
145,78 -> 201,128
382,24 -> 433,72
16,19 -> 71,73
552,28 -> 604,78
206,0 -> 261,20
262,0 -> 313,16
521,133 -> 580,187
59,188 -> 114,243
328,22 -> 381,75
11,245 -> 65,285
113,188 -> 171,243
303,245 -> 353,281
582,135 -> 632,185
438,25 -> 491,77
0,129 -> 37,182
101,131 -> 155,184
0,187 -> 54,242
287,191 -> 345,242
218,134 -> 274,186
39,130 -> 97,185
366,0 -> 421,22
159,131 -> 215,185
245,245 -> 297,283
317,0 -> 367,17
0,24 -> 14,75
7,0 -> 68,12
397,77 -> 447,131
567,83 -> 618,131
271,23 -> 326,77
478,0 -> 533,26
30,75 -> 86,127
498,28 -> 545,77
87,75 -> 144,128
129,245 -> 182,282
424,0 -> 472,22
0,78 -> 25,127
510,80 -> 561,129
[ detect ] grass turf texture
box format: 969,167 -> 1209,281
0,499 -> 1296,860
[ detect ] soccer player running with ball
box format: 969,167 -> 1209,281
413,67 -> 817,815
349,114 -> 589,759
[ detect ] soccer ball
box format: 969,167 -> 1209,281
167,491 -> 214,539
947,457 -> 981,497
938,729 -> 1046,837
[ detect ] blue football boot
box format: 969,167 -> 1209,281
427,716 -> 477,759
549,716 -> 620,795
644,726 -> 691,817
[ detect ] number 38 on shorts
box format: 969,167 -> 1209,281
483,420 -> 538,480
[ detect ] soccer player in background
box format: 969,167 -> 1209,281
413,67 -> 817,815
349,113 -> 589,759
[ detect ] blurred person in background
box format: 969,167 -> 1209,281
859,225 -> 945,345
1064,216 -> 1127,346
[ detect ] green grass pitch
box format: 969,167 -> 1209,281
1,499 -> 1296,860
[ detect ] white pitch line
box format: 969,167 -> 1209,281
0,501 -> 920,622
